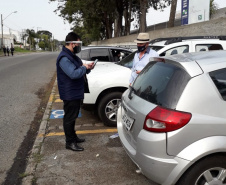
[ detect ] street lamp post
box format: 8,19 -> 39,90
1,14 -> 3,49
1,11 -> 17,49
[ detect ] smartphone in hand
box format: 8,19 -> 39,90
93,59 -> 98,67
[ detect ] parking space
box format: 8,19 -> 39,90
25,86 -> 158,185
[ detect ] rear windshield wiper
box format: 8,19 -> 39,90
128,86 -> 136,99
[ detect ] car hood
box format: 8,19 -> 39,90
87,63 -> 130,78
86,62 -> 131,88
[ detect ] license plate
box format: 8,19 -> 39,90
122,112 -> 134,131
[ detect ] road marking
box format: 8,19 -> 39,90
50,110 -> 64,119
55,99 -> 63,103
48,94 -> 54,102
38,128 -> 118,137
50,109 -> 82,119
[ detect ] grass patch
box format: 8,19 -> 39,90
32,153 -> 44,164
14,47 -> 33,53
18,172 -> 29,178
0,47 -> 46,56
32,176 -> 37,184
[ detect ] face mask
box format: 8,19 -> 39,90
73,45 -> 81,54
137,44 -> 146,52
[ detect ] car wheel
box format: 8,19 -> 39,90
176,155 -> 226,185
98,92 -> 122,127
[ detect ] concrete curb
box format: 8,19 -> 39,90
22,79 -> 57,185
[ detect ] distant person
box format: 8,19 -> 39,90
56,32 -> 94,152
129,32 -> 159,85
6,46 -> 10,56
3,45 -> 6,56
10,43 -> 14,56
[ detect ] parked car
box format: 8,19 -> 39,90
77,46 -> 132,65
117,50 -> 226,185
84,36 -> 226,126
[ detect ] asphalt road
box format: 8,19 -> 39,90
0,52 -> 58,184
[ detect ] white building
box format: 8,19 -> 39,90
0,34 -> 14,48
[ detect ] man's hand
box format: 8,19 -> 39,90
88,62 -> 95,69
83,62 -> 94,70
136,70 -> 141,74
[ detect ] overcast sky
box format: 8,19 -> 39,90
0,0 -> 225,41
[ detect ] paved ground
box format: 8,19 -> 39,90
22,80 -> 157,185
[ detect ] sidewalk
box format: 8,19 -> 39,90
22,80 -> 150,185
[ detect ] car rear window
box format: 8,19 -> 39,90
210,68 -> 226,101
132,61 -> 191,109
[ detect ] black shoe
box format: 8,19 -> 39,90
75,136 -> 85,143
66,142 -> 84,151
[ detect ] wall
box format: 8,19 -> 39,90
0,34 -> 14,48
211,7 -> 226,20
90,17 -> 226,46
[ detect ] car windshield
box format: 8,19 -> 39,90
117,51 -> 136,69
117,45 -> 163,69
149,45 -> 164,51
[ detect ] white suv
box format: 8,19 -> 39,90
83,36 -> 226,126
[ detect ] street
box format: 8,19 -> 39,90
0,52 -> 57,184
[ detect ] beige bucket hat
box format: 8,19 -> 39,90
134,32 -> 150,43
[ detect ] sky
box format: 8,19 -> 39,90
0,0 -> 225,41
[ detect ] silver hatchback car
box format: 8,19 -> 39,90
117,51 -> 226,185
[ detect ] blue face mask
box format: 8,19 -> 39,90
137,44 -> 146,52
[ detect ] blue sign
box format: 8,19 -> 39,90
181,0 -> 189,25
50,110 -> 82,119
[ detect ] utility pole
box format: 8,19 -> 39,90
1,14 -> 3,49
1,11 -> 17,49
52,35 -> 54,52
51,35 -> 53,52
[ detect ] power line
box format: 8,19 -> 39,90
3,24 -> 21,32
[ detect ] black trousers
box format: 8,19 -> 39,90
63,99 -> 81,144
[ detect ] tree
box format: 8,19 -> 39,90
49,0 -> 170,43
139,0 -> 148,32
22,32 -> 28,48
38,41 -> 46,50
168,0 -> 177,27
124,0 -> 133,36
39,34 -> 51,50
210,0 -> 218,18
135,0 -> 171,32
26,29 -> 36,50
37,30 -> 52,38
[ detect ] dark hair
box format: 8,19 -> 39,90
65,32 -> 81,45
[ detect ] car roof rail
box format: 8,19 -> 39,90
149,36 -> 226,45
116,45 -> 134,50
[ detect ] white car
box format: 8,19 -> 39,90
83,36 -> 226,126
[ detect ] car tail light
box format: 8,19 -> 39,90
144,106 -> 191,132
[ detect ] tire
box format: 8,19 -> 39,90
176,154 -> 226,185
98,92 -> 122,127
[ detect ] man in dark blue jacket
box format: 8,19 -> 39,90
56,32 -> 94,151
